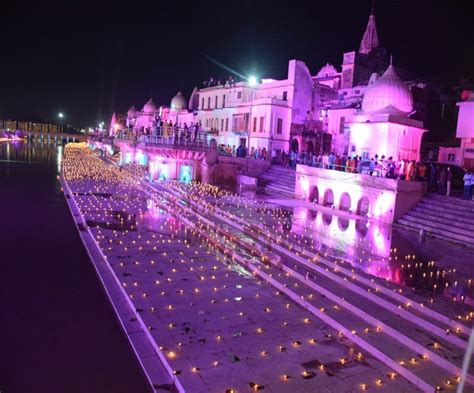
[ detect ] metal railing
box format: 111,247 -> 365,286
139,135 -> 216,150
90,130 -> 217,151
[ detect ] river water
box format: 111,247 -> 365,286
0,141 -> 150,393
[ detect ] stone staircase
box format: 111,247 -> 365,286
397,194 -> 474,245
257,165 -> 296,198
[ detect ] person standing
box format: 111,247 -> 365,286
446,167 -> 453,197
463,172 -> 472,200
429,164 -> 437,192
369,158 -> 375,176
438,167 -> 447,194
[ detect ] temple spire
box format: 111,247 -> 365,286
359,1 -> 379,54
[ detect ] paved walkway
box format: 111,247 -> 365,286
62,147 -> 473,393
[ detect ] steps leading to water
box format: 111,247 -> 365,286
397,194 -> 474,245
257,165 -> 296,198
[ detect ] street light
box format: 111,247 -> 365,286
246,75 -> 258,174
58,112 -> 64,133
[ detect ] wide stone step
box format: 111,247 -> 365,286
264,175 -> 295,181
397,218 -> 474,245
428,194 -> 474,206
413,206 -> 474,224
263,171 -> 296,178
263,179 -> 295,188
399,214 -> 474,239
266,184 -> 295,196
266,183 -> 294,192
418,200 -> 474,216
407,209 -> 474,229
422,197 -> 474,212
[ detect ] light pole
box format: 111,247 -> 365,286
246,75 -> 257,174
58,112 -> 64,133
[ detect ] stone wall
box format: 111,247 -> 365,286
295,165 -> 427,224
213,156 -> 271,187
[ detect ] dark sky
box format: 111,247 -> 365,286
1,0 -> 473,128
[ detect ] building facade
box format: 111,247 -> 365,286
115,5 -> 431,163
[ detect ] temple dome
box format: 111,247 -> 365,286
127,105 -> 136,117
362,65 -> 413,115
142,99 -> 157,114
170,91 -> 187,110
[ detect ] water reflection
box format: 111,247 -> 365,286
290,207 -> 448,291
0,141 -> 63,171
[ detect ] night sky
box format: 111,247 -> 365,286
1,0 -> 473,128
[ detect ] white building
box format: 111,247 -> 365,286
115,5 -> 430,164
347,64 -> 426,161
195,59 -> 313,156
439,90 -> 474,168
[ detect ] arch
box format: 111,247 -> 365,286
355,220 -> 368,236
339,192 -> 351,211
309,185 -> 319,203
322,213 -> 332,225
291,138 -> 299,152
323,188 -> 334,206
310,209 -> 317,220
357,196 -> 370,216
338,217 -> 350,231
306,140 -> 314,154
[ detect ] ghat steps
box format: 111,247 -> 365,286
397,194 -> 474,245
257,165 -> 296,198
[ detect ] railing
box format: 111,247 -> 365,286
139,135 -> 216,150
90,130 -> 217,151
288,159 -> 430,181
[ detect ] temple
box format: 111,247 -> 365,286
110,4 -> 428,165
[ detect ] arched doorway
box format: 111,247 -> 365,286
339,192 -> 351,211
291,138 -> 299,152
357,197 -> 370,216
323,189 -> 334,206
306,141 -> 314,154
309,186 -> 319,204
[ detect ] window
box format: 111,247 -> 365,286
339,116 -> 345,134
221,119 -> 224,131
215,96 -> 218,109
225,118 -> 229,131
282,91 -> 288,101
276,118 -> 283,134
448,153 -> 455,162
207,97 -> 211,109
201,98 -> 204,109
252,117 -> 257,133
222,95 -> 226,108
237,91 -> 242,99
259,116 -> 264,133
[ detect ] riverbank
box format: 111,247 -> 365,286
61,145 -> 473,392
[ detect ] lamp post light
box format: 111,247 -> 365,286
246,75 -> 258,174
58,112 -> 64,133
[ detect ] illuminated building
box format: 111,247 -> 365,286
118,5 -> 431,163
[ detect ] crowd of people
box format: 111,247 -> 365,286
115,119 -> 205,143
274,150 -> 474,199
277,151 -> 429,180
202,75 -> 238,88
218,144 -> 269,160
